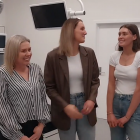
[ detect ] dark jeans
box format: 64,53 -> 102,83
0,120 -> 43,140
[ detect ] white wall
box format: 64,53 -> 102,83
0,0 -> 6,31
0,0 -> 6,65
4,0 -> 140,70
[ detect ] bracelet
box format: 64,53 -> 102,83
107,112 -> 113,115
125,116 -> 129,120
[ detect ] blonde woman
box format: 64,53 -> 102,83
0,35 -> 50,140
44,18 -> 100,140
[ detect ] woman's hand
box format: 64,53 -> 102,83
107,114 -> 118,128
30,123 -> 44,140
64,104 -> 83,119
20,136 -> 30,140
81,100 -> 95,115
118,116 -> 129,128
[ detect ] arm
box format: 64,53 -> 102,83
107,65 -> 116,114
0,71 -> 24,140
81,50 -> 100,115
38,66 -> 51,125
125,68 -> 140,119
106,65 -> 118,128
44,53 -> 68,111
30,66 -> 51,140
88,50 -> 100,102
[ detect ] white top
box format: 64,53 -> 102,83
67,53 -> 84,94
109,51 -> 140,95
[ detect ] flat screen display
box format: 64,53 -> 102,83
30,2 -> 67,29
0,34 -> 6,52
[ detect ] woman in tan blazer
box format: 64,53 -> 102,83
44,18 -> 100,140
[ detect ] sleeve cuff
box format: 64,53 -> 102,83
88,98 -> 98,108
11,131 -> 24,140
38,119 -> 51,126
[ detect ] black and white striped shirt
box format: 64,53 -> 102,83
0,63 -> 50,140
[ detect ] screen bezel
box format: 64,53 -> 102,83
0,33 -> 6,53
29,1 -> 68,30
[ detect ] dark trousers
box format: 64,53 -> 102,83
0,120 -> 43,140
0,131 -> 8,140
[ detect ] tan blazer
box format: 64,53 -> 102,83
44,46 -> 100,130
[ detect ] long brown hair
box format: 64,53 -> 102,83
118,24 -> 140,52
58,18 -> 82,56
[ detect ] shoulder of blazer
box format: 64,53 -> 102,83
47,47 -> 59,58
80,45 -> 95,55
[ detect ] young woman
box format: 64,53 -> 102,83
107,24 -> 140,140
44,18 -> 100,140
0,35 -> 50,140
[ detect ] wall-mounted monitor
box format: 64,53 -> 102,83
30,1 -> 68,29
0,33 -> 6,53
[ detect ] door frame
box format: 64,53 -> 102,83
93,19 -> 140,57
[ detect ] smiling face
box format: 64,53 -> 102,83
15,41 -> 32,66
118,27 -> 137,49
74,21 -> 87,44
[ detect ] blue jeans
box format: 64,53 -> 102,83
110,93 -> 140,140
58,92 -> 95,140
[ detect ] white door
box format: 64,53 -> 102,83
95,21 -> 140,119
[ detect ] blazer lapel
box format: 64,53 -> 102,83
59,55 -> 69,82
80,46 -> 88,93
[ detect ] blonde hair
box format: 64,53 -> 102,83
4,35 -> 30,74
59,18 -> 82,56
